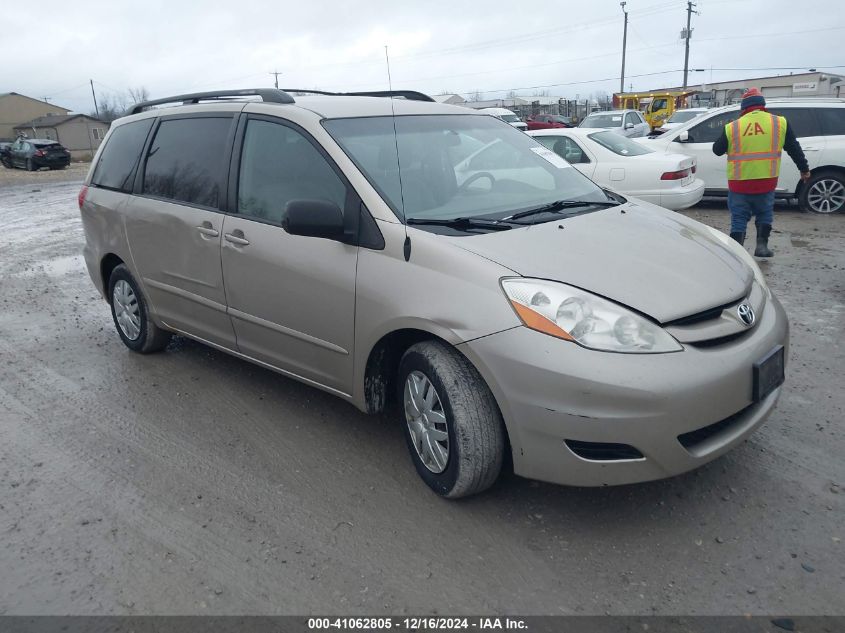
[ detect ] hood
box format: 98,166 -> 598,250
444,202 -> 751,323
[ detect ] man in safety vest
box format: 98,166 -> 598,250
712,88 -> 810,257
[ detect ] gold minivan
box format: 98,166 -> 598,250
80,89 -> 788,498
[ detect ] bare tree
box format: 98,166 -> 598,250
91,86 -> 150,121
468,89 -> 484,102
506,90 -> 518,99
127,86 -> 150,104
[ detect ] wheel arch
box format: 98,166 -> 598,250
794,164 -> 845,198
100,253 -> 125,299
360,326 -> 515,476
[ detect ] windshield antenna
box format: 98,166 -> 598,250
385,45 -> 411,261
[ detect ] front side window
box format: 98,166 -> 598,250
685,111 -> 740,144
324,114 -> 607,222
237,119 -> 347,224
589,131 -> 653,156
535,135 -> 590,164
142,117 -> 232,207
625,113 -> 637,126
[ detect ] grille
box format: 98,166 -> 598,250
664,299 -> 738,327
565,440 -> 644,461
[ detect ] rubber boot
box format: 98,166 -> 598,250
730,231 -> 745,245
754,223 -> 774,257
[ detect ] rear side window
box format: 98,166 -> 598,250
91,119 -> 153,192
817,108 -> 845,136
768,108 -> 820,138
142,117 -> 232,208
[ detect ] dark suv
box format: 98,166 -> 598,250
4,138 -> 71,170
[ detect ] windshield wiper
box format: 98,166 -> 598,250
503,199 -> 619,222
406,217 -> 513,231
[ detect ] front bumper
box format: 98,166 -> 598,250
458,293 -> 789,487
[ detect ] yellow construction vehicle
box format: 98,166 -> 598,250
613,90 -> 699,131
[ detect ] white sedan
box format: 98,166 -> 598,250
528,128 -> 705,210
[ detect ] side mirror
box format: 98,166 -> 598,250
624,123 -> 634,130
676,130 -> 690,143
283,199 -> 346,241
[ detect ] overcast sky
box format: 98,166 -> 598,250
6,0 -> 843,114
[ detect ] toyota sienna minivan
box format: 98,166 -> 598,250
80,88 -> 788,498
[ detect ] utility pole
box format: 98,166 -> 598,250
682,1 -> 698,88
270,70 -> 282,89
90,79 -> 99,118
620,2 -> 628,94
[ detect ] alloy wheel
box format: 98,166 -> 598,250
403,370 -> 450,474
807,178 -> 845,214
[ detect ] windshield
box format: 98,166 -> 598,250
588,131 -> 653,156
323,114 -> 608,222
667,110 -> 704,124
579,113 -> 623,128
500,114 -> 521,123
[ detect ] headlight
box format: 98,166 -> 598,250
502,279 -> 682,353
706,227 -> 769,293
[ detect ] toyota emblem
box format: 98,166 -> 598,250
737,303 -> 755,326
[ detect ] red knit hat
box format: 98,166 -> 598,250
741,88 -> 766,110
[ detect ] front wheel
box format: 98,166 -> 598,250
26,158 -> 36,171
800,171 -> 845,214
108,264 -> 172,353
398,340 -> 505,498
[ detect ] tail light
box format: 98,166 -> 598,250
661,168 -> 690,181
78,185 -> 88,210
34,149 -> 46,157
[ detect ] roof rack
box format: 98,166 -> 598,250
127,87 -> 436,115
283,88 -> 435,102
129,89 -> 295,114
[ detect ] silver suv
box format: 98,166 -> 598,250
80,88 -> 789,498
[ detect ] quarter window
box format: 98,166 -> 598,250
237,119 -> 346,224
817,108 -> 845,136
142,117 -> 232,208
91,119 -> 154,192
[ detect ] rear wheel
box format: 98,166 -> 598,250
800,171 -> 845,214
108,264 -> 172,353
397,340 -> 505,498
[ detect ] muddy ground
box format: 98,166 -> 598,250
0,169 -> 843,615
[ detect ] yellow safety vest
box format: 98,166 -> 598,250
725,110 -> 787,181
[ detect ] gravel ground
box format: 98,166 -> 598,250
0,171 -> 843,616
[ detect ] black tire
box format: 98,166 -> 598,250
397,340 -> 505,498
799,170 -> 845,214
108,264 -> 172,353
26,158 -> 36,172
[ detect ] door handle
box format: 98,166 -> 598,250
224,231 -> 250,246
196,224 -> 219,237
